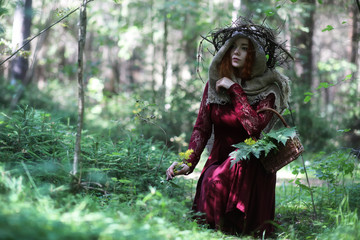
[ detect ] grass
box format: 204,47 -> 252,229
0,106 -> 359,239
181,155 -> 360,239
1,162 -> 358,240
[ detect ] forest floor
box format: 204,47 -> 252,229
182,168 -> 326,186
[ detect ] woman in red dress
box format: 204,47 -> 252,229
166,18 -> 292,236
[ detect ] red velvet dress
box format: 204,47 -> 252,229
185,82 -> 276,236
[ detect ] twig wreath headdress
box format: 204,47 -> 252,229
199,17 -> 294,133
198,16 -> 293,74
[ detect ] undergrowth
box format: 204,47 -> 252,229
0,106 -> 232,240
0,106 -> 359,239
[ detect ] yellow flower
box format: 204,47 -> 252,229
244,138 -> 256,146
184,149 -> 194,160
132,108 -> 142,114
178,149 -> 194,160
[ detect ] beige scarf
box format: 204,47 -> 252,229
206,32 -> 291,133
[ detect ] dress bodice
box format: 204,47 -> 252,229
186,82 -> 275,174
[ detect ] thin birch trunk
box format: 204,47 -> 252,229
150,0 -> 156,102
161,9 -> 168,104
9,0 -> 32,84
350,3 -> 359,107
73,0 -> 87,176
9,0 -> 32,109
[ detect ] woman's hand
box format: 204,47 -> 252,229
216,77 -> 235,92
166,162 -> 190,181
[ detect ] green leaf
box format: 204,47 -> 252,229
304,92 -> 313,103
265,9 -> 275,16
263,141 -> 278,156
318,0 -> 323,3
316,82 -> 329,89
337,128 -> 351,133
168,181 -> 181,188
252,148 -> 262,159
295,178 -> 312,191
230,127 -> 297,169
342,21 -> 347,24
344,74 -> 352,81
304,96 -> 312,103
290,0 -> 297,2
230,145 -> 253,160
266,127 -> 297,145
322,25 -> 334,32
230,146 -> 253,168
282,109 -> 294,116
118,179 -> 132,184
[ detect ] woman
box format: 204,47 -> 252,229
166,18 -> 292,236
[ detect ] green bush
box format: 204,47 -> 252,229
0,164 -> 224,240
0,106 -> 180,197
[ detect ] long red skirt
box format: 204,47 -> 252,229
193,156 -> 276,236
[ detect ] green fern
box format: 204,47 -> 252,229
230,127 -> 297,168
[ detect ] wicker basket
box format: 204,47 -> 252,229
257,107 -> 305,174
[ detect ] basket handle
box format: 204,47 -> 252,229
257,107 -> 290,128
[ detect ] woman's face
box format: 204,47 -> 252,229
230,38 -> 248,69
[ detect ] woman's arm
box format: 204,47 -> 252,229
227,83 -> 275,138
166,83 -> 212,179
185,82 -> 213,173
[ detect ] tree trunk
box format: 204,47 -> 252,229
150,0 -> 158,102
9,0 -> 32,84
347,1 -> 360,147
73,0 -> 87,176
289,0 -> 316,142
9,0 -> 32,109
293,0 -> 315,91
291,0 -> 315,120
161,9 -> 168,105
350,3 -> 359,105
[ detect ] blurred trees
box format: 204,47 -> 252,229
0,0 -> 359,152
9,0 -> 32,108
9,0 -> 32,84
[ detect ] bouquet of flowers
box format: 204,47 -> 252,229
174,149 -> 193,173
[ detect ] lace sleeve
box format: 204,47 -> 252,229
227,83 -> 275,138
185,82 -> 212,174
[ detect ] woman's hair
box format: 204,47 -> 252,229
219,38 -> 255,81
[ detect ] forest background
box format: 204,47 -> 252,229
0,0 -> 359,239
